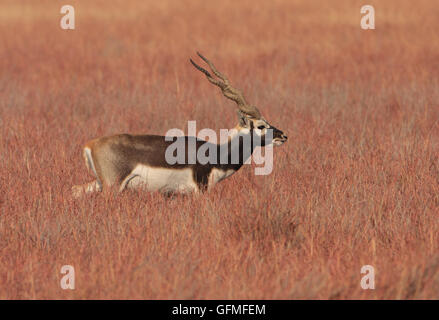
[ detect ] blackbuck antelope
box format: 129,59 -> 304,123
72,53 -> 287,197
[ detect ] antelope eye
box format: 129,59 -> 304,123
257,125 -> 266,130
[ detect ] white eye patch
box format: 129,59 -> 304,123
254,125 -> 267,137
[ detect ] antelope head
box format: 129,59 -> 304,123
190,52 -> 288,147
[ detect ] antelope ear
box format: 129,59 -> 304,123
237,110 -> 249,127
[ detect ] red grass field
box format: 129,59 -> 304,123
0,0 -> 438,299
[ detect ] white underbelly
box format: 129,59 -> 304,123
126,164 -> 198,193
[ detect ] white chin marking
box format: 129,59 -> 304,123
273,140 -> 284,146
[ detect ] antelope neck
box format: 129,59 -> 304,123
215,127 -> 257,171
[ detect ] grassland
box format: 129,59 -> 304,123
0,0 -> 438,299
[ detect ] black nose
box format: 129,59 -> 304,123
282,134 -> 288,140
